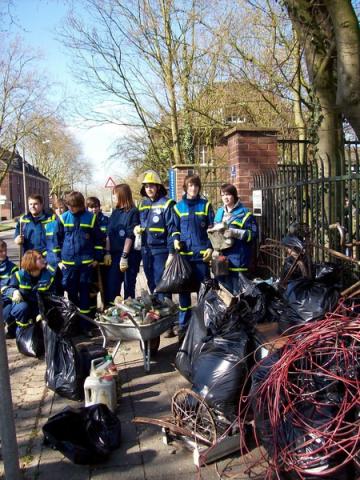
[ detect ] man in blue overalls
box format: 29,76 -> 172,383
14,194 -> 55,257
135,170 -> 176,336
55,192 -> 104,331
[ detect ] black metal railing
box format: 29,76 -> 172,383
254,140 -> 360,284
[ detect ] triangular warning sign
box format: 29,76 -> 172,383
104,176 -> 117,188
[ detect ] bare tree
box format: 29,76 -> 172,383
0,38 -> 54,184
61,0 -> 225,167
24,115 -> 90,198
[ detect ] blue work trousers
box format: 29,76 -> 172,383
62,264 -> 93,315
106,251 -> 141,304
179,260 -> 210,328
217,272 -> 245,295
142,248 -> 169,301
7,301 -> 39,334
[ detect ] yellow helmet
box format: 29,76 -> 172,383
141,170 -> 162,185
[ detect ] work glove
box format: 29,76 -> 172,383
12,290 -> 23,303
119,257 -> 128,272
36,314 -> 43,322
103,254 -> 112,266
224,228 -> 247,240
165,254 -> 174,268
133,225 -> 145,235
212,250 -> 220,259
14,235 -> 24,245
58,262 -> 66,270
174,239 -> 181,251
202,248 -> 213,263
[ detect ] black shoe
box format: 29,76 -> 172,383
172,324 -> 180,336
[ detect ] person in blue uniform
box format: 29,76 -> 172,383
135,170 -> 176,297
212,183 -> 258,294
172,174 -> 214,334
14,194 -> 55,257
55,191 -> 104,323
2,250 -> 54,335
104,184 -> 141,304
44,198 -> 68,294
0,240 -> 19,337
86,196 -> 109,313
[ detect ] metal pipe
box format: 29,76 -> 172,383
0,302 -> 21,479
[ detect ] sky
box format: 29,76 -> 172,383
10,0 -> 127,188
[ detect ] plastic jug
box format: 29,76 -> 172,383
90,357 -> 113,377
84,374 -> 117,412
105,355 -> 121,398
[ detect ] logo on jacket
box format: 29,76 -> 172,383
119,229 -> 126,237
152,215 -> 160,223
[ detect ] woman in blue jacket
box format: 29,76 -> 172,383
172,174 -> 214,333
213,183 -> 258,294
104,184 -> 141,304
3,250 -> 54,334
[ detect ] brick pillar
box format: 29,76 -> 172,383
224,126 -> 278,208
170,165 -> 196,201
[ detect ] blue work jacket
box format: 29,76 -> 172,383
172,195 -> 214,260
139,196 -> 175,254
214,202 -> 258,270
15,212 -> 55,255
107,207 -> 139,255
0,257 -> 18,293
97,211 -> 109,241
45,217 -> 61,269
56,210 -> 104,266
4,268 -> 54,301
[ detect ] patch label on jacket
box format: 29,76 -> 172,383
152,215 -> 160,223
119,229 -> 126,237
153,208 -> 162,215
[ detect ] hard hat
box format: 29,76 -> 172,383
141,170 -> 162,185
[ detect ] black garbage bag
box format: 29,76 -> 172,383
192,332 -> 248,416
39,294 -> 80,336
43,321 -> 85,401
313,262 -> 342,286
175,280 -> 221,381
16,321 -> 44,358
279,279 -> 340,333
155,253 -> 199,294
42,404 -> 121,464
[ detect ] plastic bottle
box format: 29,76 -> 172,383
90,357 -> 113,377
134,232 -> 142,250
105,355 -> 121,398
84,374 -> 117,412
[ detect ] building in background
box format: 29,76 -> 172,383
0,151 -> 50,219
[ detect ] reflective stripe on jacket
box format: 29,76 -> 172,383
172,195 -> 214,260
139,196 -> 175,254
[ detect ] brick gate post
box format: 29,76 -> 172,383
224,126 -> 278,208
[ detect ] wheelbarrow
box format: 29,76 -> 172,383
92,312 -> 177,373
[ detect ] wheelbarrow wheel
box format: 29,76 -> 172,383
139,336 -> 160,356
171,388 -> 217,445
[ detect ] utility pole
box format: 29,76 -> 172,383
0,304 -> 21,479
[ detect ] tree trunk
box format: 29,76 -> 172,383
325,0 -> 360,139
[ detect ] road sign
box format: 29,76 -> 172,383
104,177 -> 116,189
168,169 -> 176,200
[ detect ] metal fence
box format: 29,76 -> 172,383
254,140 -> 360,284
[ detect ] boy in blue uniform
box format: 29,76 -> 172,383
3,250 -> 54,335
172,174 -> 214,334
14,194 -> 55,257
86,196 -> 109,312
55,191 -> 104,322
212,183 -> 258,294
0,240 -> 19,337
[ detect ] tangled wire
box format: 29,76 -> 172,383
240,298 -> 360,479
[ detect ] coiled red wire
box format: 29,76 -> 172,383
238,298 -> 360,479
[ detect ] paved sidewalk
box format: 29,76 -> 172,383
0,230 -> 229,480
